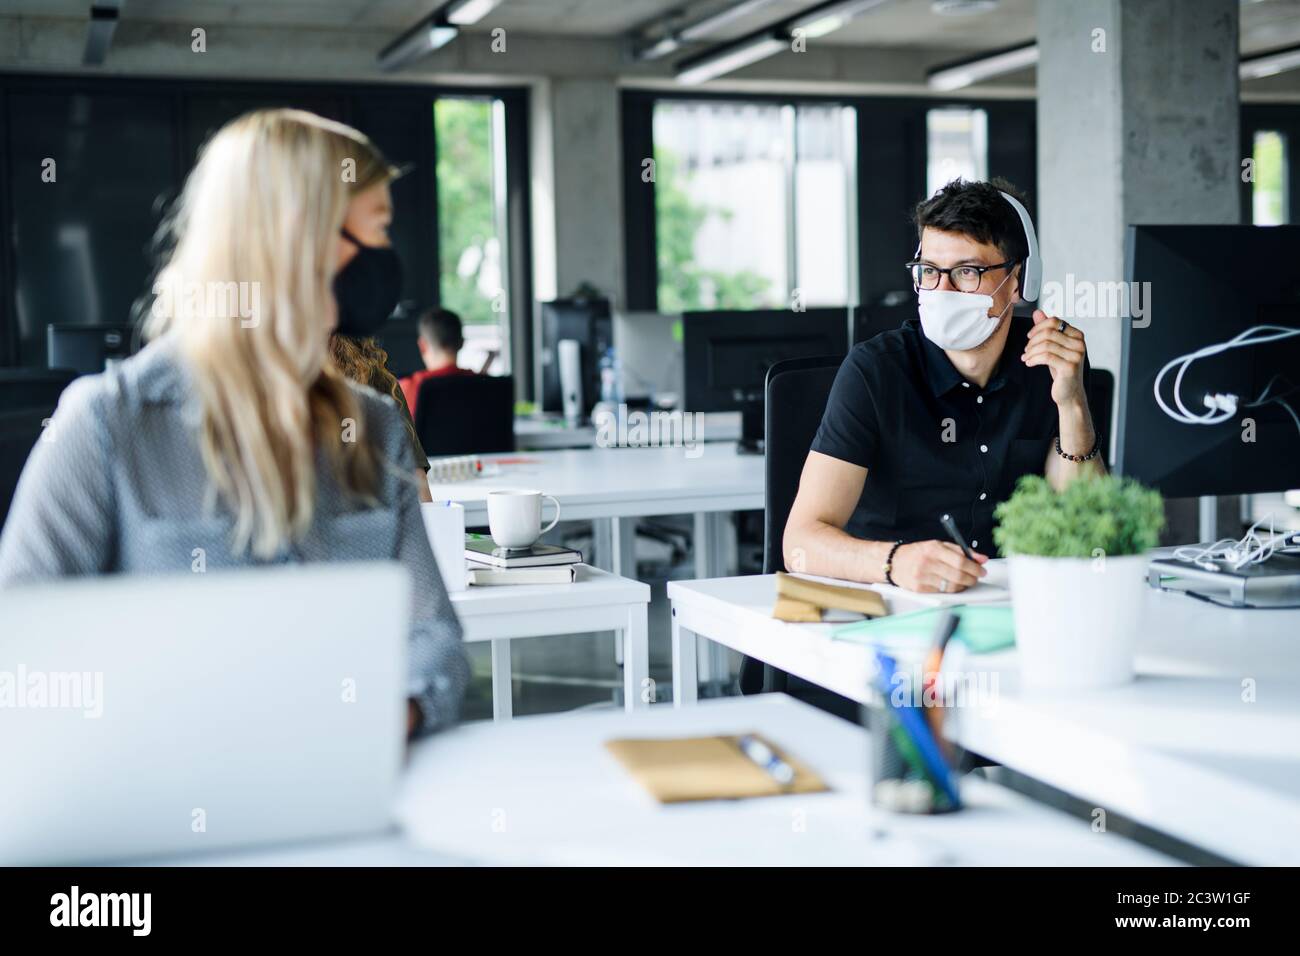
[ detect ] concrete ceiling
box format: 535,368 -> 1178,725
4,0 -> 1300,86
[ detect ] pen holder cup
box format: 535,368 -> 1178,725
863,695 -> 962,815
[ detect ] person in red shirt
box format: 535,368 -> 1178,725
400,307 -> 475,416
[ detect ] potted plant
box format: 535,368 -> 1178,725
993,474 -> 1165,690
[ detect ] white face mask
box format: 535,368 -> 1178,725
916,269 -> 1014,351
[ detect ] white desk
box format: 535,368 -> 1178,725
514,416 -> 596,450
451,565 -> 651,720
666,573 -> 1300,865
429,443 -> 763,577
432,443 -> 764,687
514,412 -> 742,452
139,696 -> 1171,867
392,694 -> 1171,866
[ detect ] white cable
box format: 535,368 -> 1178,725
1153,324 -> 1300,426
1172,513 -> 1300,572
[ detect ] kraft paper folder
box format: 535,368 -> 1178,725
604,733 -> 829,803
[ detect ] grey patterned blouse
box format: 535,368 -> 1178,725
0,338 -> 468,734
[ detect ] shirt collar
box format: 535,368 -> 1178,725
910,315 -> 1028,397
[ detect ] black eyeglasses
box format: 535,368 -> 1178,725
906,260 -> 1014,293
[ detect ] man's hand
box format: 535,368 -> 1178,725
1024,309 -> 1087,408
890,541 -> 988,593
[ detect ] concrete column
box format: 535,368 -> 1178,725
1036,0 -> 1239,375
1036,0 -> 1239,542
529,76 -> 625,304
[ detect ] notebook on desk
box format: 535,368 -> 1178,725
793,559 -> 1011,613
464,537 -> 582,568
834,605 -> 1016,655
604,733 -> 828,803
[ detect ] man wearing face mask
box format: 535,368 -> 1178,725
783,178 -> 1104,594
329,164 -> 434,502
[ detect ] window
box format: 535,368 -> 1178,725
794,105 -> 853,308
435,97 -> 510,374
652,100 -> 855,312
1251,130 -> 1288,226
927,107 -> 988,198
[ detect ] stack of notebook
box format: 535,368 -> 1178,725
464,537 -> 582,586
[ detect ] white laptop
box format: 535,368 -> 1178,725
0,562 -> 409,865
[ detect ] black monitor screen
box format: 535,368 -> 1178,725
1118,225 -> 1300,497
683,309 -> 849,413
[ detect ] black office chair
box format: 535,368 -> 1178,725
413,374 -> 515,458
738,355 -> 843,698
0,367 -> 78,412
1,407 -> 56,532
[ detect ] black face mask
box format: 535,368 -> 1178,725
333,227 -> 403,338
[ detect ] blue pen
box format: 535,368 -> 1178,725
873,650 -> 962,808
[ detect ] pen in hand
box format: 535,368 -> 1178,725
939,513 -> 974,561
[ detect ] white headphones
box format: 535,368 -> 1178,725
913,189 -> 1041,302
998,190 -> 1040,302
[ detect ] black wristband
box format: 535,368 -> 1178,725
883,540 -> 905,587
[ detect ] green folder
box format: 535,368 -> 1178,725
833,605 -> 1015,655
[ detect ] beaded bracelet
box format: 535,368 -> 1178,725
883,540 -> 905,586
1055,435 -> 1101,463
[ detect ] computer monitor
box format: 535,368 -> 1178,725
683,308 -> 850,450
613,310 -> 683,404
853,291 -> 913,344
539,297 -> 612,417
1116,224 -> 1300,498
47,324 -> 140,375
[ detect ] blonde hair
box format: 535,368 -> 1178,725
145,109 -> 391,558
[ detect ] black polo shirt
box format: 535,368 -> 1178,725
811,316 -> 1071,552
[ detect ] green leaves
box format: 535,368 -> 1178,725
992,474 -> 1165,558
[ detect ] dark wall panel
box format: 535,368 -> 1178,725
7,91 -> 177,367
0,76 -> 531,374
183,92 -> 346,166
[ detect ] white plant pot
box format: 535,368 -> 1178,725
1006,553 -> 1148,691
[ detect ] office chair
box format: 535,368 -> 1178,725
739,355 -> 843,698
413,374 -> 515,458
0,370 -> 75,532
1,408 -> 55,532
0,367 -> 77,411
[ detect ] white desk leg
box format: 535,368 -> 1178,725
693,511 -> 737,691
601,517 -> 638,668
623,603 -> 650,710
490,639 -> 513,721
671,609 -> 698,707
611,516 -> 637,578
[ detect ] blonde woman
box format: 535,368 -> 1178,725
0,110 -> 467,735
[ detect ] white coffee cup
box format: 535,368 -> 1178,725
487,489 -> 561,550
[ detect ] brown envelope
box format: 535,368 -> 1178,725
604,733 -> 830,803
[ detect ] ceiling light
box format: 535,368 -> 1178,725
444,0 -> 508,26
931,0 -> 1000,14
378,16 -> 458,72
676,32 -> 789,85
1241,44 -> 1300,81
927,42 -> 1038,91
635,0 -> 783,62
679,0 -> 784,41
83,1 -> 121,66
